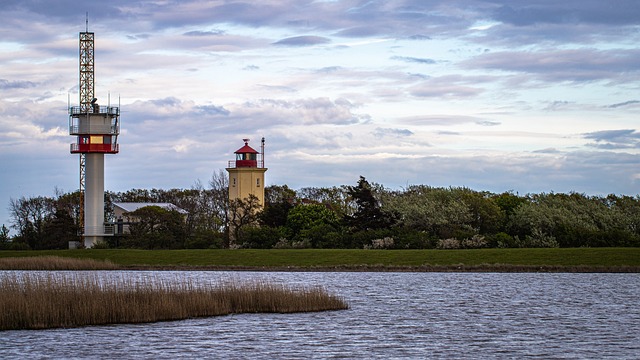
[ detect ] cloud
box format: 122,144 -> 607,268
398,115 -> 487,126
273,36 -> 330,47
409,75 -> 486,98
407,34 -> 431,40
532,148 -> 562,154
196,104 -> 230,116
373,127 -> 414,139
607,100 -> 640,108
316,66 -> 343,73
493,2 -> 640,26
257,84 -> 297,93
464,48 -> 640,83
183,30 -> 225,37
237,98 -> 365,126
391,56 -> 436,64
475,120 -> 501,127
0,79 -> 37,89
583,129 -> 640,149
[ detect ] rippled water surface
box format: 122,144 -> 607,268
1,271 -> 639,359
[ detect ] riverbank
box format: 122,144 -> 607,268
1,248 -> 639,272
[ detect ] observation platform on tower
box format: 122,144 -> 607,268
69,104 -> 120,154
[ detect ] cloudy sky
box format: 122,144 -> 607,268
1,1 -> 639,229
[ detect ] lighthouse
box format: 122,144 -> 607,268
69,25 -> 120,248
226,138 -> 267,207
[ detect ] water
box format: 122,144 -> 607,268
1,271 -> 638,359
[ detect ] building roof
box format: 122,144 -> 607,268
113,202 -> 188,214
234,143 -> 258,154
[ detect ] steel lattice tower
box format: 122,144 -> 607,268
77,29 -> 94,241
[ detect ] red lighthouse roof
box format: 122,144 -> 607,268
235,139 -> 258,154
232,139 -> 259,168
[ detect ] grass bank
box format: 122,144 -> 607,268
1,248 -> 638,272
0,272 -> 348,330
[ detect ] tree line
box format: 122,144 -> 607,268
3,172 -> 639,250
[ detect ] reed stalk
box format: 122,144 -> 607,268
0,256 -> 119,270
0,273 -> 348,330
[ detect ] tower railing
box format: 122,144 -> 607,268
69,123 -> 119,135
82,224 -> 115,236
69,105 -> 119,115
71,143 -> 119,153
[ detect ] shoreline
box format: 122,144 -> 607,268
118,264 -> 640,273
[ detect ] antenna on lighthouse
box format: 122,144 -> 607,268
85,12 -> 88,32
261,137 -> 265,168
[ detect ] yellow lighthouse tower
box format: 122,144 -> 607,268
226,138 -> 267,207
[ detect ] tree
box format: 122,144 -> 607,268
124,206 -> 187,249
261,185 -> 296,228
344,176 -> 396,231
0,224 -> 10,249
228,194 -> 262,247
285,203 -> 341,246
455,188 -> 505,234
382,185 -> 473,238
239,225 -> 284,249
9,196 -> 56,249
208,169 -> 230,232
297,185 -> 352,217
41,209 -> 78,249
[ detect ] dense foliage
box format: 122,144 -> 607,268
4,173 -> 640,250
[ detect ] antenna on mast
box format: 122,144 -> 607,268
85,12 -> 89,32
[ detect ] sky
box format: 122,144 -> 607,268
1,0 -> 639,231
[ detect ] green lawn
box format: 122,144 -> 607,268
1,248 -> 638,270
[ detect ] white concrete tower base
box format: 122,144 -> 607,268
84,153 -> 105,248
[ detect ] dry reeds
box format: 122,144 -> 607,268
0,256 -> 119,270
0,273 -> 348,330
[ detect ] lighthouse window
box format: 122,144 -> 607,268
256,178 -> 260,187
103,136 -> 111,144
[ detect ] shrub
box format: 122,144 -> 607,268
436,238 -> 461,249
371,237 -> 394,249
461,234 -> 488,249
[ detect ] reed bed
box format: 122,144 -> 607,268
0,256 -> 119,270
0,273 -> 348,330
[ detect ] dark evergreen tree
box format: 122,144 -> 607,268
344,176 -> 397,231
41,209 -> 78,249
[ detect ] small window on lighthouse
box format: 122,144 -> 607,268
233,178 -> 236,186
256,178 -> 260,187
